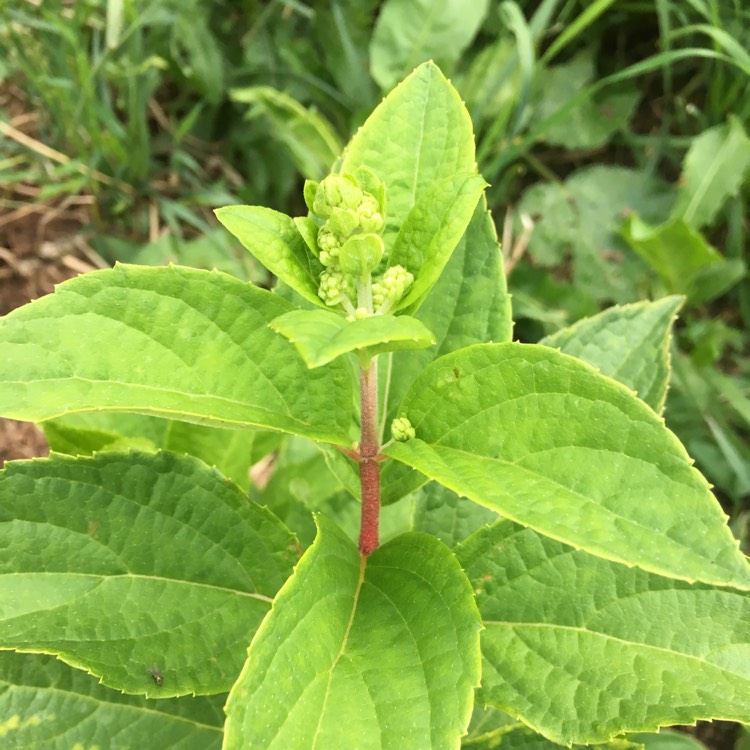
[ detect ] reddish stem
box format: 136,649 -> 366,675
358,363 -> 380,556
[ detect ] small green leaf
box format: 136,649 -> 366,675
389,172 -> 487,313
672,116 -> 750,229
621,215 -> 725,297
270,309 -> 436,368
386,343 -> 750,589
223,516 -> 481,749
215,205 -> 325,307
0,652 -> 224,749
0,451 -> 298,695
456,521 -> 750,744
338,233 -> 384,276
293,216 -> 320,258
631,731 -> 709,750
540,296 -> 683,413
517,166 -> 674,303
531,51 -> 640,149
0,264 -> 354,445
230,86 -> 343,180
340,62 -> 476,243
370,0 -> 490,90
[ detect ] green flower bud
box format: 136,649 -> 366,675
372,264 -> 414,312
347,306 -> 370,321
351,167 -> 386,216
391,416 -> 415,442
312,174 -> 362,218
328,207 -> 359,238
339,233 -> 384,277
317,226 -> 341,268
357,193 -> 384,234
318,268 -> 356,308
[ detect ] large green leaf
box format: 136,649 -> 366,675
0,264 -> 354,445
385,343 -> 750,589
370,0 -> 490,90
270,309 -> 435,368
390,172 -> 487,313
411,482 -> 498,547
0,451 -> 298,695
43,412 -> 282,490
456,521 -> 750,743
223,516 -> 482,749
0,652 -> 224,749
540,296 -> 683,413
340,61 -> 476,244
672,116 -> 750,230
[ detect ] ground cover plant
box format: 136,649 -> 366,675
0,61 -> 749,749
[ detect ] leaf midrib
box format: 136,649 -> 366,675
310,555 -> 366,750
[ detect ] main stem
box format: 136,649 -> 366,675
358,360 -> 380,556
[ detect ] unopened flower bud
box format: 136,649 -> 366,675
391,416 -> 416,442
372,264 -> 414,312
318,268 -> 356,308
312,174 -> 362,218
357,193 -> 384,234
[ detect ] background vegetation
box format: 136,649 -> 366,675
1,1 -> 748,745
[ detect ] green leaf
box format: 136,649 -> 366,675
340,61 -> 476,244
313,0 -> 379,110
463,720 -> 640,750
323,198 -> 513,509
223,516 -> 482,749
230,86 -> 343,180
385,197 -> 514,423
370,0 -> 490,90
531,51 -> 640,149
631,731 -> 708,750
621,215 -> 726,298
0,264 -> 354,445
540,296 -> 684,413
672,116 -> 750,229
389,173 -> 487,312
0,451 -> 298,695
411,482 -> 498,547
385,343 -> 750,589
214,205 -> 326,308
456,521 -> 750,743
270,309 -> 436,368
0,652 -> 224,749
42,412 -> 282,491
517,166 -> 674,303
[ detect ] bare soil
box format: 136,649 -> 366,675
0,180 -> 92,466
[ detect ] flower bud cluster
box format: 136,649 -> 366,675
318,268 -> 357,308
307,173 -> 384,262
305,170 -> 415,315
391,416 -> 416,442
371,265 -> 414,314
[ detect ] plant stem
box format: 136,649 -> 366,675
358,359 -> 380,556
